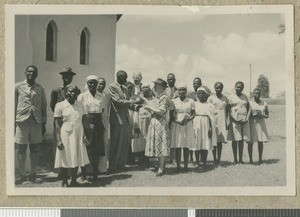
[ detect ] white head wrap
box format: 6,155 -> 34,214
197,87 -> 207,94
86,75 -> 99,82
177,83 -> 187,90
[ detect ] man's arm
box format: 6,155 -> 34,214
41,87 -> 47,135
108,85 -> 136,109
50,89 -> 57,112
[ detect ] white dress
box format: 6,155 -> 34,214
227,93 -> 250,142
193,101 -> 217,150
170,97 -> 195,148
54,100 -> 90,168
208,94 -> 229,143
249,100 -> 269,142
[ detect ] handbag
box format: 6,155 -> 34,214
131,137 -> 146,153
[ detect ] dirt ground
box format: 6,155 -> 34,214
16,104 -> 286,188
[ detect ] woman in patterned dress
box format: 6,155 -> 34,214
144,78 -> 171,176
170,84 -> 195,172
227,81 -> 251,164
54,84 -> 91,187
248,88 -> 269,164
208,82 -> 230,164
193,87 -> 217,166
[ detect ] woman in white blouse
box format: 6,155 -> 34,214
170,84 -> 195,173
78,75 -> 106,182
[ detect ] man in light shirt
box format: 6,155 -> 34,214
132,71 -> 143,95
15,65 -> 47,184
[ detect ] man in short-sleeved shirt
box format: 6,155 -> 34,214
15,65 -> 47,185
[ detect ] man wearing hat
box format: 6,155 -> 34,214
50,67 -> 79,112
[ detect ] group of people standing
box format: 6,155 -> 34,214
14,65 -> 269,187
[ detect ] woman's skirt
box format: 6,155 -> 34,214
170,120 -> 195,148
145,116 -> 170,157
86,113 -> 105,157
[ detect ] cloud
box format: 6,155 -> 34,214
116,31 -> 285,97
202,32 -> 284,65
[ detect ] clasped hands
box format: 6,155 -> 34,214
132,97 -> 144,111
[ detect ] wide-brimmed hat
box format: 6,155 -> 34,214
59,67 -> 76,76
152,78 -> 168,88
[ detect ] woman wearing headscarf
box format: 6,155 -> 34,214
248,88 -> 269,164
193,87 -> 217,166
77,75 -> 106,181
54,84 -> 90,187
227,81 -> 251,164
207,82 -> 230,164
170,83 -> 195,172
138,83 -> 155,137
143,78 -> 171,176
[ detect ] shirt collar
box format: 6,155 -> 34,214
21,79 -> 40,87
156,91 -> 166,99
85,90 -> 102,98
63,99 -> 78,108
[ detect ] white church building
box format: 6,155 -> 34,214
15,14 -> 121,131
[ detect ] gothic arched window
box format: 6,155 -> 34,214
80,27 -> 90,65
46,20 -> 57,61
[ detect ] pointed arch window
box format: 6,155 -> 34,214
80,27 -> 90,65
46,20 -> 57,62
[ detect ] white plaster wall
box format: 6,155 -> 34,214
15,15 -> 117,134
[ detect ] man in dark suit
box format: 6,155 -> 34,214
108,70 -> 142,172
165,73 -> 177,164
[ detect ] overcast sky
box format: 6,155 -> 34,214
116,13 -> 285,98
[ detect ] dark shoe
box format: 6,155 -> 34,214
57,173 -> 63,180
92,174 -> 98,181
239,160 -> 244,164
62,180 -> 69,187
28,173 -> 42,183
15,175 -> 27,185
28,173 -> 36,182
234,160 -> 238,164
183,167 -> 189,173
69,180 -> 80,187
176,167 -> 181,173
107,168 -> 117,175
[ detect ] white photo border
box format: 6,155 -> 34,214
5,4 -> 295,196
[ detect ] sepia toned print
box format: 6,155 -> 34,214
5,4 -> 295,195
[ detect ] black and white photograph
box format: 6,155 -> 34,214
5,5 -> 295,195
